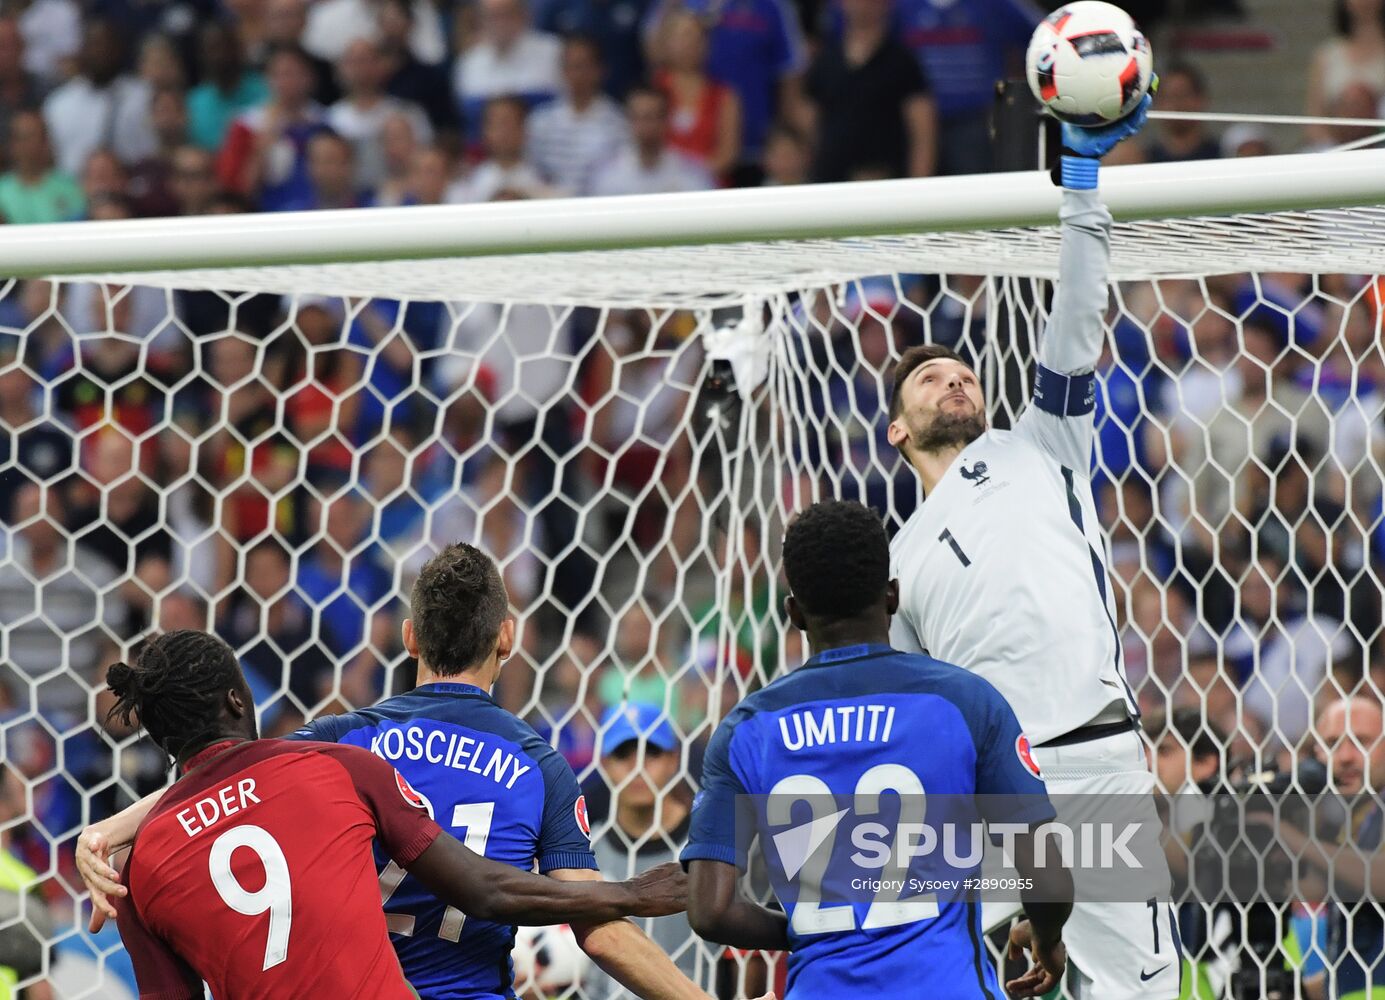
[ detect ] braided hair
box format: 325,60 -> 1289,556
106,630 -> 249,764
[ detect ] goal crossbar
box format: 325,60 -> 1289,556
4,150 -> 1385,307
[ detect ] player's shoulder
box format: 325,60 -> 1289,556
892,651 -> 1010,711
790,649 -> 1009,715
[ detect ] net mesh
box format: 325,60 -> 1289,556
0,206 -> 1382,998
62,203 -> 1385,307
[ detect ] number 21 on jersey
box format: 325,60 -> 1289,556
379,801 -> 495,940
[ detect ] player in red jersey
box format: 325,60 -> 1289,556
106,630 -> 688,1000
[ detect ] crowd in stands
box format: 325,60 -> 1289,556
3,0 -> 1385,995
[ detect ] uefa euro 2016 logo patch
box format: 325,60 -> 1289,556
1016,735 -> 1041,778
395,770 -> 433,816
575,795 -> 591,839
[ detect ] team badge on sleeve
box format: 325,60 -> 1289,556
574,795 -> 591,839
1015,735 -> 1042,778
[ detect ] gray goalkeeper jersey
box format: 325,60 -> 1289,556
888,188 -> 1137,746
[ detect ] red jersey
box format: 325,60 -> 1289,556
115,738 -> 444,999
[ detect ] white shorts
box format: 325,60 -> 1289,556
981,727 -> 1181,1000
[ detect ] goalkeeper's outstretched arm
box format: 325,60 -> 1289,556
1017,96 -> 1152,473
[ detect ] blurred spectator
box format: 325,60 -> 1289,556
296,492 -> 392,662
128,87 -> 189,217
583,704 -> 701,994
0,483 -> 127,716
536,0 -> 650,99
377,0 -> 458,133
137,33 -> 187,92
168,145 -> 219,216
369,114 -> 425,205
0,18 -> 42,173
893,0 -> 1039,175
645,0 -> 804,173
80,148 -> 129,208
1306,0 -> 1385,147
1228,550 -> 1350,749
328,38 -> 432,189
403,143 -> 451,205
1220,123 -> 1272,158
802,0 -> 935,181
217,44 -> 329,211
303,0 -> 446,65
760,122 -> 809,185
1312,80 -> 1382,150
0,364 -> 72,525
262,0 -> 340,105
1147,62 -> 1221,163
12,0 -> 81,86
0,111 -> 84,224
1306,694 -> 1385,1000
219,537 -> 334,708
447,97 -> 554,201
187,21 -> 270,151
453,0 -> 561,142
654,10 -> 741,179
590,86 -> 712,196
67,428 -> 173,570
528,35 -> 630,195
42,20 -> 158,176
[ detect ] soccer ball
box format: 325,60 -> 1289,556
1026,2 -> 1155,126
512,924 -> 589,994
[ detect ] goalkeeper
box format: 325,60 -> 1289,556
884,95 -> 1179,999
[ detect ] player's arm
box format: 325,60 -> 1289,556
1015,96 -> 1151,471
335,743 -> 689,925
1004,830 -> 1074,997
76,789 -> 166,928
680,715 -> 788,951
532,747 -> 714,1000
685,860 -> 788,951
551,868 -> 714,1000
407,832 -> 687,925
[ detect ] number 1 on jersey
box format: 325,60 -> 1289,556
938,529 -> 971,567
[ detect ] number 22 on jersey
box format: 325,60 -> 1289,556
769,764 -> 939,936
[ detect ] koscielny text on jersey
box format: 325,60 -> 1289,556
369,725 -> 532,790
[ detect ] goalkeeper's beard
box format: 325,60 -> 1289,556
912,409 -> 987,454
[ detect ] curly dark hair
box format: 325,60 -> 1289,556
106,630 -> 246,764
888,344 -> 971,421
410,543 -> 509,675
782,500 -> 890,622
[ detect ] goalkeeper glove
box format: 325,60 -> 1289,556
1056,85 -> 1155,191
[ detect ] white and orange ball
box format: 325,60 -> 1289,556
1026,2 -> 1155,126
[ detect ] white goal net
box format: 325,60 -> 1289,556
2,151 -> 1385,999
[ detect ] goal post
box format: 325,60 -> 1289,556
3,150 -> 1385,998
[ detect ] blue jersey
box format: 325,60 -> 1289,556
681,644 -> 1053,1000
295,682 -> 597,1000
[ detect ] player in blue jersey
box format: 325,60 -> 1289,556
681,500 -> 1073,998
77,543 -> 730,1000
